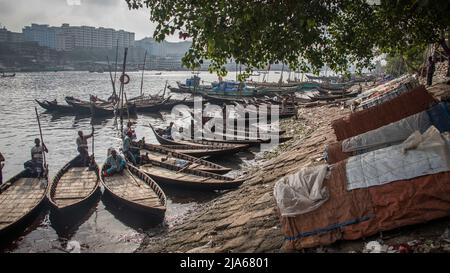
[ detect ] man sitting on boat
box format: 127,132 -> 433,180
103,149 -> 126,176
161,122 -> 174,140
123,131 -> 140,166
24,138 -> 48,178
76,129 -> 93,167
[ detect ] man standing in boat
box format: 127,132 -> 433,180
24,138 -> 48,178
76,128 -> 94,166
103,149 -> 126,176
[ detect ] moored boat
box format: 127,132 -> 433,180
137,142 -> 232,174
35,99 -> 76,113
140,159 -> 244,191
149,124 -> 250,151
0,171 -> 48,236
48,156 -> 100,211
100,163 -> 166,217
160,144 -> 248,158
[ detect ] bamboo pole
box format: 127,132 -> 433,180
140,50 -> 147,96
34,107 -> 47,177
162,80 -> 168,99
107,56 -> 116,98
119,48 -> 129,140
113,39 -> 119,85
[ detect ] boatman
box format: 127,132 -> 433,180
123,131 -> 140,166
161,122 -> 174,140
76,128 -> 94,167
24,138 -> 48,178
103,149 -> 126,176
123,121 -> 136,139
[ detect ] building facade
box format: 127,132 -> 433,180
0,27 -> 24,43
22,23 -> 135,51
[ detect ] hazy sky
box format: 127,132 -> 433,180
0,0 -> 180,41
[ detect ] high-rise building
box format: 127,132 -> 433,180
0,27 -> 23,43
22,23 -> 135,51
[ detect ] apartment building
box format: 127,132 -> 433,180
22,23 -> 135,51
0,27 -> 23,43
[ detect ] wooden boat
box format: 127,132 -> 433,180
35,99 -> 76,113
138,142 -> 232,174
0,171 -> 48,236
64,96 -> 92,114
306,75 -> 342,82
319,82 -> 354,91
307,92 -> 359,101
65,96 -> 136,117
201,93 -> 246,104
200,131 -> 293,146
210,125 -> 286,137
149,124 -> 249,150
135,98 -> 195,113
160,144 -> 248,157
1,73 -> 16,78
48,156 -> 100,211
90,103 -> 115,117
316,87 -> 350,95
140,159 -> 244,191
247,81 -> 299,88
100,163 -> 166,217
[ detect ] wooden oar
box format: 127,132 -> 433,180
126,167 -> 141,188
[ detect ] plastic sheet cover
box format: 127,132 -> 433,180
274,165 -> 330,217
346,126 -> 450,190
342,111 -> 431,153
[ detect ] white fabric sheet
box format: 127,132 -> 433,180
274,165 -> 330,217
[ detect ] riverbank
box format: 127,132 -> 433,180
137,80 -> 450,253
137,103 -> 349,253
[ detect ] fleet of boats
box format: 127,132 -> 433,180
2,64 -> 377,242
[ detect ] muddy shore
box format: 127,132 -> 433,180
137,81 -> 450,253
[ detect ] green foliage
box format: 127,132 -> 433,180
385,54 -> 408,77
126,0 -> 450,75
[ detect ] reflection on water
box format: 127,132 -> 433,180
0,71 -> 263,253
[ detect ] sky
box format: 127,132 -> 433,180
0,0 -> 181,42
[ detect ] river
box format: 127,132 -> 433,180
0,70 -> 280,252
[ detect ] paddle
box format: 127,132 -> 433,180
91,124 -> 95,163
34,107 -> 48,180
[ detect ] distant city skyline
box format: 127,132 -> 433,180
0,0 -> 183,42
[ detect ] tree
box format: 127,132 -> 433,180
126,0 -> 450,77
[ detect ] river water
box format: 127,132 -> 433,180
0,70 -> 284,252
